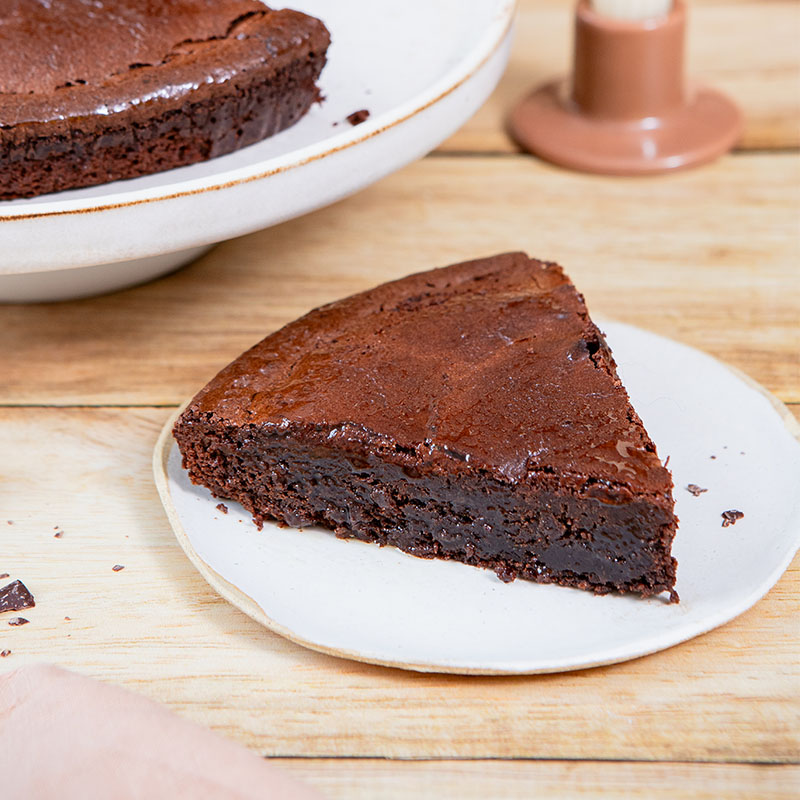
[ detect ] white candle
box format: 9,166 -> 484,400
591,0 -> 673,20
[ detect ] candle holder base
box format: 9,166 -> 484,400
509,79 -> 741,176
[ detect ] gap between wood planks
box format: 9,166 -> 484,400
262,755 -> 800,766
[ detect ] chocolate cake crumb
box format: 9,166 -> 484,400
54,530 -> 64,538
8,617 -> 28,626
721,510 -> 744,528
346,109 -> 370,126
6,520 -> 12,525
0,650 -> 10,658
710,455 -> 716,459
0,580 -> 36,614
686,484 -> 707,496
0,574 -> 8,580
216,503 -> 229,514
494,565 -> 518,584
111,564 -> 125,572
64,616 -> 71,621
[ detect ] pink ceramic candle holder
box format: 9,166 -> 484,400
508,0 -> 741,175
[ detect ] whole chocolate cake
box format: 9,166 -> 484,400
174,253 -> 679,601
0,0 -> 330,200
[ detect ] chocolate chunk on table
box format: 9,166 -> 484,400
0,580 -> 35,613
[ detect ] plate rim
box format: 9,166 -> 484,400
0,0 -> 517,224
153,321 -> 800,674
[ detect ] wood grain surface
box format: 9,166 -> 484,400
444,0 -> 800,153
276,761 -> 800,800
3,154 -> 798,408
2,406 -> 799,762
1,0 -> 798,796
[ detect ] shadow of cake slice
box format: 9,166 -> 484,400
174,252 -> 678,600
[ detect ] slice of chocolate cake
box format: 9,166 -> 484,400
174,253 -> 678,600
0,0 -> 330,200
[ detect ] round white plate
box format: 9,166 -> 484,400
154,321 -> 800,674
0,0 -> 515,302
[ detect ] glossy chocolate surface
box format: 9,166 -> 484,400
0,0 -> 329,198
0,0 -> 330,128
189,252 -> 672,500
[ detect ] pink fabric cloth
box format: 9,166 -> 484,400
0,664 -> 324,800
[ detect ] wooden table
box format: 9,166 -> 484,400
2,1 -> 798,796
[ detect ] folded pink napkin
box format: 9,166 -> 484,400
0,663 -> 324,799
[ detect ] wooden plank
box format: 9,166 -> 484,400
2,407 -> 798,762
274,760 -> 800,800
2,153 -> 797,406
441,0 -> 800,153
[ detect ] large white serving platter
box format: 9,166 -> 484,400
154,321 -> 800,674
0,0 -> 515,302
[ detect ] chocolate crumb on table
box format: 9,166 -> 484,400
0,650 -> 10,658
346,109 -> 370,125
54,530 -> 64,538
112,565 -> 125,572
686,484 -> 708,496
216,503 -> 229,514
721,510 -> 744,527
0,574 -> 9,580
0,580 -> 36,613
8,617 -> 28,626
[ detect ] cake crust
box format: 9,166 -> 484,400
174,253 -> 679,600
0,0 -> 330,199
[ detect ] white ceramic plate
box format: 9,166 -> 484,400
154,321 -> 800,674
0,0 -> 515,302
